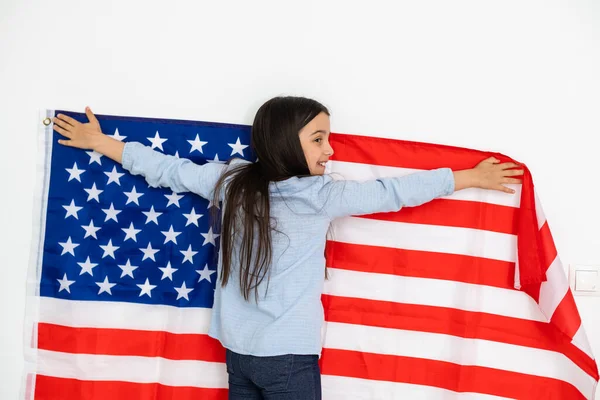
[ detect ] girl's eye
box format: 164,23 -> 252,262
314,138 -> 322,143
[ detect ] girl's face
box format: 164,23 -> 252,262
298,112 -> 334,175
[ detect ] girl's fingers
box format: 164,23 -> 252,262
58,139 -> 73,146
56,113 -> 79,127
53,117 -> 71,130
499,162 -> 520,170
85,107 -> 99,126
506,169 -> 524,176
53,123 -> 72,138
499,185 -> 516,194
502,178 -> 522,184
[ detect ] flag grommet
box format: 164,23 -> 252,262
42,117 -> 52,126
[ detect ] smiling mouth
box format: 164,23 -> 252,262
317,160 -> 329,167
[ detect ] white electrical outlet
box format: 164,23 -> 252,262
569,264 -> 600,297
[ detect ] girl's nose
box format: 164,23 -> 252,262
326,144 -> 334,156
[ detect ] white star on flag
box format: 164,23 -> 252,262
117,259 -> 138,278
122,222 -> 142,242
188,134 -> 208,154
57,273 -> 75,293
81,220 -> 101,239
63,199 -> 83,219
102,203 -> 122,223
65,162 -> 85,182
161,225 -> 182,244
100,239 -> 119,259
147,131 -> 167,151
183,208 -> 203,226
159,261 -> 178,281
110,127 -> 127,141
77,256 -> 98,276
85,150 -> 103,165
140,243 -> 159,261
228,137 -> 249,156
84,183 -> 103,202
165,191 -> 184,207
96,276 -> 116,295
142,206 -> 162,225
180,245 -> 198,264
124,186 -> 144,205
201,227 -> 220,246
105,166 -> 125,186
196,264 -> 216,283
137,278 -> 157,298
175,282 -> 194,301
58,236 -> 79,256
208,153 -> 226,164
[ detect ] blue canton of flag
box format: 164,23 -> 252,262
41,112 -> 254,308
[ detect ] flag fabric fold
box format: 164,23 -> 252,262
23,110 -> 598,400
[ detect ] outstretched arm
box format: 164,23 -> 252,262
52,107 -> 227,199
315,159 -> 523,220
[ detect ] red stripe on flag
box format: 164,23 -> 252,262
319,349 -> 586,400
540,221 -> 558,272
34,375 -> 227,400
37,323 -> 225,362
325,241 -> 516,289
522,281 -> 542,304
322,294 -> 598,379
329,133 -> 494,170
362,198 -> 518,235
550,291 -> 585,346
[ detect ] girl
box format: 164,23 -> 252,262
52,96 -> 522,400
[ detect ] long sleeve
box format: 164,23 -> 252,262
121,141 -> 228,200
313,168 -> 455,220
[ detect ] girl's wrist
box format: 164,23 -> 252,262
92,134 -> 112,153
452,169 -> 480,191
93,134 -> 125,164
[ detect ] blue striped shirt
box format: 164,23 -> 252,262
122,141 -> 455,356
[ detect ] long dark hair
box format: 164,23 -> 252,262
210,96 -> 330,301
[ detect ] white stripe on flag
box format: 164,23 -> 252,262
328,216 -> 517,263
323,322 -> 597,399
323,268 -> 546,322
572,324 -> 595,360
38,297 -> 212,333
36,349 -> 228,388
321,375 -> 513,400
534,190 -> 547,229
538,255 -> 569,320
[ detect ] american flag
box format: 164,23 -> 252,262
24,110 -> 598,399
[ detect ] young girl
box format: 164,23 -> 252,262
52,96 -> 522,400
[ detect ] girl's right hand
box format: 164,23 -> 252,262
53,107 -> 105,150
53,107 -> 125,164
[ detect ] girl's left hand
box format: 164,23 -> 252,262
473,157 -> 524,194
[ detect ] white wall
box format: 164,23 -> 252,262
1,0 -> 598,398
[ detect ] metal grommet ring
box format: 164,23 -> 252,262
43,117 -> 52,126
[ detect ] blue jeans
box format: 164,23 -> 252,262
225,349 -> 322,399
